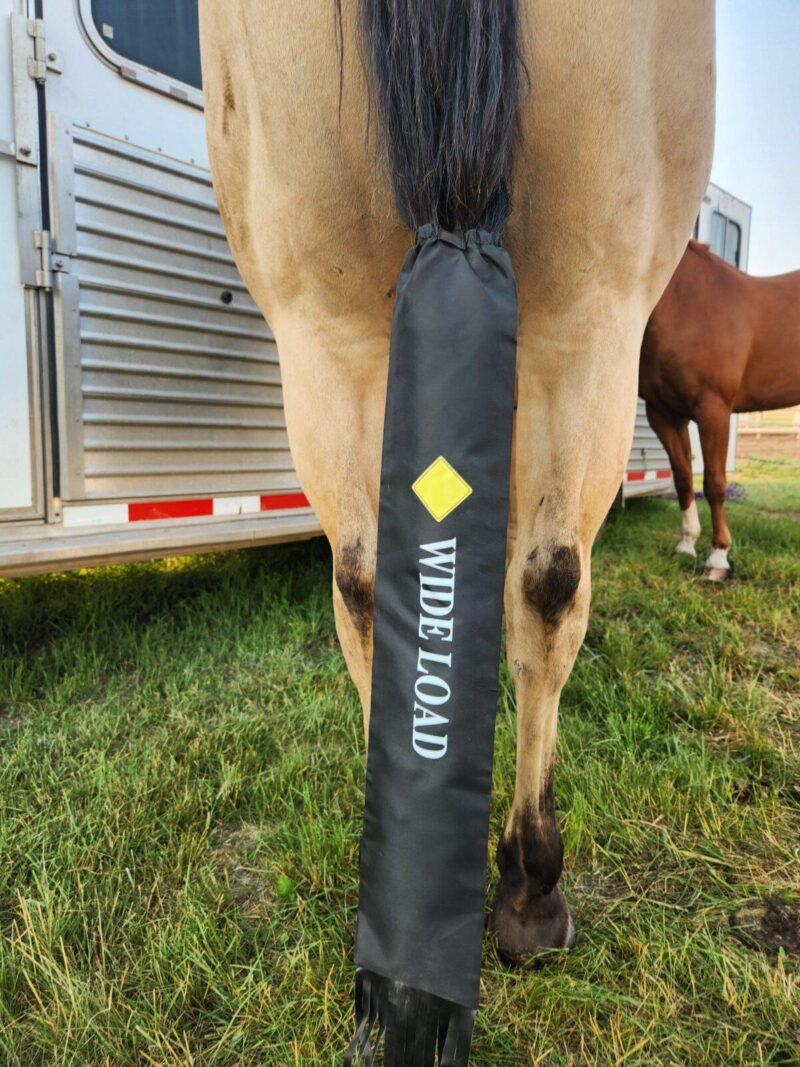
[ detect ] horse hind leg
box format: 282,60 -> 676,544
490,312 -> 641,963
645,403 -> 700,557
675,423 -> 701,557
275,317 -> 389,736
491,539 -> 586,961
697,400 -> 733,581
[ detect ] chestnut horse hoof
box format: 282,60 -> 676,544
705,566 -> 730,583
674,539 -> 698,558
490,885 -> 576,966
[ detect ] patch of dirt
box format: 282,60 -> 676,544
737,435 -> 800,462
209,822 -> 275,918
734,778 -> 760,804
729,897 -> 800,958
734,775 -> 800,807
774,1036 -> 800,1067
747,640 -> 800,670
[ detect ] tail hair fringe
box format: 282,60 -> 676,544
345,970 -> 475,1067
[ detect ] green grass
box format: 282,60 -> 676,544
0,454 -> 798,1066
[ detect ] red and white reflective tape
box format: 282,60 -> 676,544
62,491 -> 311,528
626,469 -> 672,483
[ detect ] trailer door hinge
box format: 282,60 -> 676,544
33,231 -> 73,288
27,18 -> 62,83
33,230 -> 71,289
33,230 -> 52,288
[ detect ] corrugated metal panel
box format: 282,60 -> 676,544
626,399 -> 671,474
55,126 -> 298,502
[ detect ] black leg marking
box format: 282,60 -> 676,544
496,767 -> 563,903
335,538 -> 375,642
490,767 -> 573,963
522,543 -> 581,629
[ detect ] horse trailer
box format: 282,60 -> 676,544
0,1 -> 751,575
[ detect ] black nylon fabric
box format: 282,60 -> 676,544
351,225 -> 517,1030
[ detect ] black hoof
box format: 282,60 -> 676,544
489,884 -> 576,966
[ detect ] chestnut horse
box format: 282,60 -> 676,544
640,241 -> 800,580
199,0 -> 713,992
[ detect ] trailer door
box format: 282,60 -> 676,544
38,1 -> 299,508
0,0 -> 43,523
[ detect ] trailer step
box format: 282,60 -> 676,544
0,511 -> 321,578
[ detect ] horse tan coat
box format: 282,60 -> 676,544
199,0 -> 714,961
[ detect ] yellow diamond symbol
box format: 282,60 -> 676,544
412,456 -> 473,522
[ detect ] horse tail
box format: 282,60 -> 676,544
343,7 -> 524,1065
352,0 -> 524,232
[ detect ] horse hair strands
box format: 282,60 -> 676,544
344,971 -> 474,1066
334,0 -> 525,233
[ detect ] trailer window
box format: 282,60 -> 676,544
89,0 -> 202,90
710,211 -> 741,268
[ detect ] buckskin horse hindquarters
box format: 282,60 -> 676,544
345,226 -> 517,1064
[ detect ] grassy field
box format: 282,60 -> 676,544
0,454 -> 798,1066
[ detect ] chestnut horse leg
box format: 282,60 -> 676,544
645,403 -> 700,556
697,400 -> 733,580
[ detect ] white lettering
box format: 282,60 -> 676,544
412,729 -> 448,759
417,647 -> 452,673
412,539 -> 457,759
419,539 -> 457,574
414,674 -> 451,705
419,576 -> 455,617
412,703 -> 450,760
418,615 -> 454,642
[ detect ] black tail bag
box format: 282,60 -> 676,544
346,225 -> 517,1065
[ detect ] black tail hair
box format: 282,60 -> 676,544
338,0 -> 524,233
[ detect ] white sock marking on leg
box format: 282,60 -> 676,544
705,546 -> 730,571
675,500 -> 701,556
